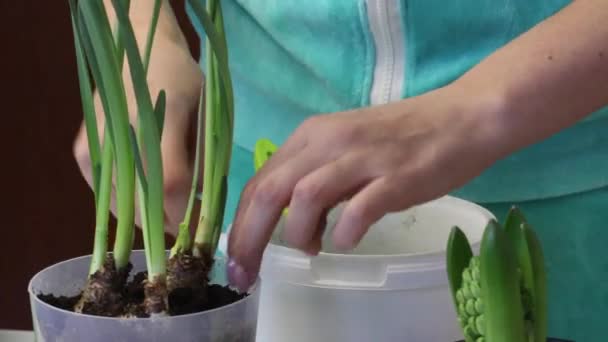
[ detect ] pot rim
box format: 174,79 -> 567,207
262,195 -> 493,261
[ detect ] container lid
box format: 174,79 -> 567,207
258,196 -> 494,290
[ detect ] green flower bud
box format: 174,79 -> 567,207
476,315 -> 485,335
470,281 -> 481,297
459,303 -> 468,319
462,284 -> 473,299
456,289 -> 464,303
472,266 -> 481,281
462,268 -> 472,283
466,299 -> 477,316
475,298 -> 484,313
468,316 -> 478,335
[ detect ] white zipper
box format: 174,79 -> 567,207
366,0 -> 406,106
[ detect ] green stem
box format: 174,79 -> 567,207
112,0 -> 166,279
111,0 -> 136,271
193,18 -> 218,255
144,0 -> 162,71
69,0 -> 101,200
134,0 -> 162,271
191,0 -> 234,258
69,0 -> 108,275
89,136 -> 114,274
79,1 -> 136,272
171,86 -> 205,257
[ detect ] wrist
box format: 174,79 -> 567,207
444,80 -> 517,162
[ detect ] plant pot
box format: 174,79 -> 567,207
255,195 -> 494,342
29,250 -> 260,342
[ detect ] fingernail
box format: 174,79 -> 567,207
304,249 -> 320,257
227,258 -> 251,293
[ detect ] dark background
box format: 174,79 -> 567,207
1,1 -> 199,330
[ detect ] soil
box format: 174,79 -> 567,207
38,266 -> 247,318
37,293 -> 81,311
166,252 -> 210,316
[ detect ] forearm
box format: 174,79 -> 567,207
103,0 -> 189,50
455,0 -> 608,157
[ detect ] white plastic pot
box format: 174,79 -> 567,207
256,195 -> 494,342
28,250 -> 260,342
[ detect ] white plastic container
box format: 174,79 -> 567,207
29,250 -> 260,342
256,195 -> 494,342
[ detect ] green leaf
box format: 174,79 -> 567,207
212,0 -> 234,124
187,0 -> 234,117
172,86 -> 204,255
504,207 -> 535,311
188,0 -> 235,256
113,0 -> 131,72
523,222 -> 548,342
111,0 -> 165,277
79,0 -> 136,271
144,0 -> 162,72
154,90 -> 166,138
446,226 -> 473,337
69,0 -> 101,199
128,125 -> 148,196
211,175 -> 228,252
90,139 -> 114,275
480,220 -> 526,342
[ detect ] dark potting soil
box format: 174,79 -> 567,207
168,284 -> 247,316
37,293 -> 82,311
37,271 -> 247,318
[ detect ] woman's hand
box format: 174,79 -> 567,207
227,85 -> 507,291
73,37 -> 203,236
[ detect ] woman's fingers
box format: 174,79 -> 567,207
331,164 -> 440,250
332,177 -> 398,251
282,152 -> 372,251
302,208 -> 329,256
227,132 -> 307,258
228,151 -> 323,290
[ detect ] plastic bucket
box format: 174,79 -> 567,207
256,195 -> 494,342
28,250 -> 260,342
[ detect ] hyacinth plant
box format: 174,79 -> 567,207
447,208 -> 548,342
68,0 -> 234,316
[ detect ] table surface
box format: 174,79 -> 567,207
0,330 -> 34,342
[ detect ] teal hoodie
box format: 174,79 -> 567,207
187,0 -> 608,226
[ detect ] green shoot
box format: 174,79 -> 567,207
144,0 -> 162,71
89,142 -> 114,274
78,0 -> 136,271
69,0 -> 116,275
111,0 -> 166,279
170,86 -> 204,257
69,0 -> 101,199
70,0 -> 101,274
188,0 -> 235,258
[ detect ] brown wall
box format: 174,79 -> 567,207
0,1 -> 199,330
